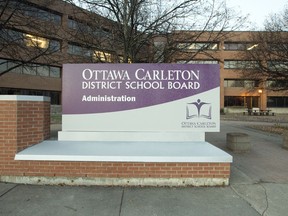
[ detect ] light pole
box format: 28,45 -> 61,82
258,89 -> 262,110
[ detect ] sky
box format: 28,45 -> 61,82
226,0 -> 287,29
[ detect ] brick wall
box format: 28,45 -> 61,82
0,160 -> 230,179
0,98 -> 50,152
0,96 -> 230,186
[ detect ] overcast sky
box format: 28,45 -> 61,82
226,0 -> 287,29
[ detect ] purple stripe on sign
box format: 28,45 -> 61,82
62,63 -> 219,114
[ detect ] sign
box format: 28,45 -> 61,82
62,63 -> 220,132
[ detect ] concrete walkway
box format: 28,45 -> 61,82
0,120 -> 287,216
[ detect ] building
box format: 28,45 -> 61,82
1,0 -> 288,113
0,0 -> 132,105
159,30 -> 288,113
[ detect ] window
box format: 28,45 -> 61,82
268,61 -> 288,71
268,43 -> 288,51
0,59 -> 61,78
225,96 -> 259,107
0,59 -> 8,72
224,96 -> 245,107
49,40 -> 61,52
24,34 -> 49,49
153,41 -> 165,63
0,29 -> 23,43
23,3 -> 61,24
8,61 -> 22,74
23,64 -> 37,75
177,60 -> 218,64
177,42 -> 218,50
224,79 -> 259,88
93,51 -> 112,62
68,18 -> 112,37
0,30 -> 60,51
37,66 -> 50,77
68,18 -> 92,32
224,60 -> 258,69
118,56 -> 132,63
94,28 -> 111,37
224,80 -> 244,87
224,42 -> 258,50
23,34 -> 60,50
50,67 -> 61,78
68,44 -> 92,57
68,18 -> 78,30
267,97 -> 288,107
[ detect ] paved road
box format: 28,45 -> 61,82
0,121 -> 287,216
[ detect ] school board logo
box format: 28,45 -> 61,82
186,99 -> 212,119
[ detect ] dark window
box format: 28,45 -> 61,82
224,96 -> 245,107
0,87 -> 61,105
224,42 -> 258,50
0,59 -> 61,78
267,97 -> 288,107
225,96 -> 259,108
22,2 -> 61,24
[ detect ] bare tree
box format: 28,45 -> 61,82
66,0 -> 248,63
241,6 -> 288,91
0,0 -> 248,77
0,0 -> 63,77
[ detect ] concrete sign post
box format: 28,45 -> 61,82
59,63 -> 220,141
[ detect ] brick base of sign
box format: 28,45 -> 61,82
0,96 -> 231,187
0,162 -> 230,186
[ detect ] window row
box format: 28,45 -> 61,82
224,43 -> 259,50
267,97 -> 288,107
0,87 -> 60,105
224,79 -> 287,89
224,96 -> 259,107
268,61 -> 288,71
0,59 -> 61,78
67,43 -> 131,63
0,29 -> 117,62
0,29 -> 61,51
224,60 -> 258,69
177,60 -> 219,64
224,42 -> 288,51
224,60 -> 288,70
176,42 -> 219,51
225,96 -> 288,108
3,1 -> 114,34
68,18 -> 112,37
68,44 -> 112,62
2,0 -> 61,24
224,79 -> 259,88
176,42 -> 287,51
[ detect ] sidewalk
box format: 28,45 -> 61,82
1,120 -> 288,216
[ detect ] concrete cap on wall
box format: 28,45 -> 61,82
0,95 -> 50,102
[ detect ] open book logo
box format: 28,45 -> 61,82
186,99 -> 212,119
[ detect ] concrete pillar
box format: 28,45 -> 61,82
226,132 -> 251,153
282,131 -> 288,150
